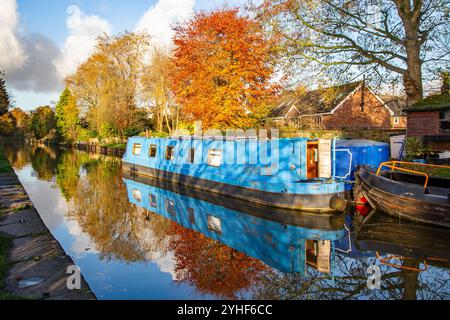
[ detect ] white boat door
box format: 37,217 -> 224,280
318,139 -> 332,178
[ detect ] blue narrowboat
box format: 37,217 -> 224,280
123,176 -> 347,274
122,136 -> 345,213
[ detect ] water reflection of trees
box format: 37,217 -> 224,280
67,158 -> 160,262
3,141 -> 31,170
254,253 -> 449,300
167,223 -> 268,299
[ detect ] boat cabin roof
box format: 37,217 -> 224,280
130,136 -> 313,142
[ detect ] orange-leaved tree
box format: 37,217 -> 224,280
171,9 -> 279,130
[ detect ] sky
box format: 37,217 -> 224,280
0,0 -> 246,111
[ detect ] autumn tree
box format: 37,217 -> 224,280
30,106 -> 56,140
68,32 -> 150,139
9,108 -> 30,136
142,47 -> 178,134
171,9 -> 279,130
254,0 -> 450,106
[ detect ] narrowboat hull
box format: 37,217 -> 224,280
122,161 -> 341,213
122,170 -> 345,230
355,166 -> 450,228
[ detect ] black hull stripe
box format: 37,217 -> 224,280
122,161 -> 339,213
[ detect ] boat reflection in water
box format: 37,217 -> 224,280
122,172 -> 347,275
354,214 -> 450,268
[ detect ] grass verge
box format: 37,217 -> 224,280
398,163 -> 450,179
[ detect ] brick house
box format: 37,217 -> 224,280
404,93 -> 450,152
269,81 -> 407,130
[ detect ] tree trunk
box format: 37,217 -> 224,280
397,0 -> 424,106
402,259 -> 420,300
403,42 -> 423,106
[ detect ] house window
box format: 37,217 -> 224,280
207,149 -> 222,167
166,199 -> 175,216
189,148 -> 195,164
208,215 -> 222,234
149,194 -> 157,208
165,146 -> 175,161
439,111 -> 450,131
394,117 -> 400,125
149,144 -> 157,158
132,144 -> 142,155
315,116 -> 322,125
132,189 -> 142,202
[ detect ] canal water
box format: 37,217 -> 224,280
2,142 -> 450,300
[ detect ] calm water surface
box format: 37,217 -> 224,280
3,142 -> 450,300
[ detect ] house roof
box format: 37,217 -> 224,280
269,97 -> 299,118
269,81 -> 363,118
378,95 -> 407,116
404,93 -> 450,113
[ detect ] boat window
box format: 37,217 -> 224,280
165,146 -> 175,161
189,148 -> 195,164
166,199 -> 175,216
132,189 -> 142,202
149,145 -> 157,158
208,215 -> 222,234
149,194 -> 157,208
207,149 -> 222,167
132,144 -> 142,155
188,208 -> 195,224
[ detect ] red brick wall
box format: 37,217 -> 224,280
322,88 -> 393,130
407,111 -> 440,136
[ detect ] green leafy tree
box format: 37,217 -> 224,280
30,106 -> 56,140
55,87 -> 80,142
0,71 -> 11,116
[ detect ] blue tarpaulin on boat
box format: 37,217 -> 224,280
334,140 -> 390,190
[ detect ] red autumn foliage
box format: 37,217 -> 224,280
171,9 -> 279,130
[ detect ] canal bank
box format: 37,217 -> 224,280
0,148 -> 95,300
72,142 -> 125,157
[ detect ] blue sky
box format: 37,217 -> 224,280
1,0 -> 245,111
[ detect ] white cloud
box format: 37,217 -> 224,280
55,5 -> 111,79
135,0 -> 195,47
0,0 -> 26,71
7,34 -> 62,92
1,0 -> 61,92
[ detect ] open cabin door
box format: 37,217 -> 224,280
305,240 -> 331,274
318,139 -> 332,178
317,240 -> 331,273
